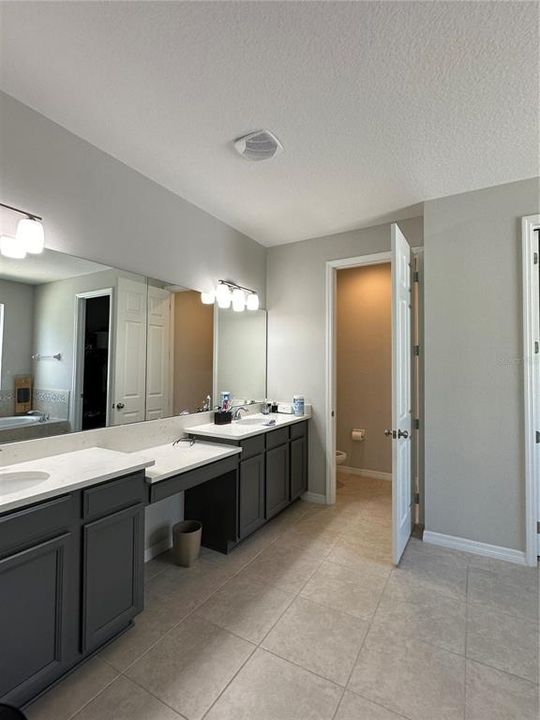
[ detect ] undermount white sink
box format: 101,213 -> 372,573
0,470 -> 50,494
235,417 -> 265,426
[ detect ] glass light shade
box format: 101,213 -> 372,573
216,283 -> 232,309
232,288 -> 246,312
246,292 -> 259,311
200,291 -> 215,305
17,218 -> 45,254
0,234 -> 26,259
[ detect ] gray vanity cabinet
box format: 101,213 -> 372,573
0,496 -> 79,707
82,503 -> 144,653
290,436 -> 307,500
0,470 -> 146,709
238,453 -> 265,539
265,443 -> 290,519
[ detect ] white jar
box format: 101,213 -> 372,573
293,395 -> 305,416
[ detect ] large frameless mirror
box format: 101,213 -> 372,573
0,243 -> 267,443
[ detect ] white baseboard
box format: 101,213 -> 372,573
302,491 -> 327,505
423,531 -> 528,566
144,537 -> 172,563
339,466 -> 392,481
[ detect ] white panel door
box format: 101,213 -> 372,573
145,286 -> 171,421
391,223 -> 413,564
112,277 -> 147,425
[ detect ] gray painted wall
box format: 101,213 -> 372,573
0,92 -> 266,303
267,216 -> 424,497
424,177 -> 540,551
0,278 -> 34,395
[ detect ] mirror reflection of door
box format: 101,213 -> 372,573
81,295 -> 110,430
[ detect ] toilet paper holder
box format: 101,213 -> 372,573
351,429 -> 366,441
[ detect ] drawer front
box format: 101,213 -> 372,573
240,434 -> 265,460
290,421 -> 308,440
0,494 -> 76,557
265,426 -> 289,450
83,472 -> 145,521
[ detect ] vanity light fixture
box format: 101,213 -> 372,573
216,282 -> 232,309
201,280 -> 260,312
201,291 -> 215,305
0,234 -> 26,259
17,217 -> 45,254
232,287 -> 246,312
246,292 -> 260,311
0,202 -> 45,256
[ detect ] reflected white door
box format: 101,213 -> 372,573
112,277 -> 147,425
146,286 -> 171,420
391,223 -> 413,564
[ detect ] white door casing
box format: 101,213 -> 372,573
391,223 -> 413,564
522,215 -> 540,565
146,286 -> 171,421
112,277 -> 147,425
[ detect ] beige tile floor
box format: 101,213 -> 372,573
26,472 -> 539,720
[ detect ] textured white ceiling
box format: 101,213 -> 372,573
0,1 -> 538,246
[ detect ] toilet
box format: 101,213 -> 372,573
336,450 -> 348,466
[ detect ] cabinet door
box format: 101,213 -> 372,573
239,454 -> 265,539
290,436 -> 307,500
266,443 -> 290,520
0,532 -> 77,705
82,504 -> 144,654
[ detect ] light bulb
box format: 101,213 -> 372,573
246,292 -> 259,311
201,291 -> 215,305
17,217 -> 44,254
0,234 -> 26,259
232,288 -> 246,312
216,283 -> 231,309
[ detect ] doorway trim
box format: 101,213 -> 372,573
325,251 -> 392,506
522,214 -> 540,566
72,288 -> 114,432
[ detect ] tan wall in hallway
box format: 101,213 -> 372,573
173,291 -> 214,413
336,263 -> 392,474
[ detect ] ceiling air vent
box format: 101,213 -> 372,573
234,130 -> 283,161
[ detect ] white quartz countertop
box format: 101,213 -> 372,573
130,441 -> 242,484
187,411 -> 310,440
0,447 -> 155,514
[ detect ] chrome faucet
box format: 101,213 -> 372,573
232,406 -> 249,420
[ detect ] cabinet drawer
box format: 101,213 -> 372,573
0,494 -> 76,557
240,434 -> 265,460
290,421 -> 307,440
266,426 -> 289,450
83,471 -> 145,521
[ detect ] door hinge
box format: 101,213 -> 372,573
536,430 -> 540,444
415,418 -> 420,430
413,271 -> 420,282
414,492 -> 420,505
535,341 -> 539,355
414,345 -> 420,356
537,521 -> 540,534
534,252 -> 538,265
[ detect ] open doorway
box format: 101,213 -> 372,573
326,225 -> 422,565
334,262 -> 393,560
73,289 -> 113,431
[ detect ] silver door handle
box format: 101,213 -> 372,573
115,402 -> 125,410
397,429 -> 409,439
